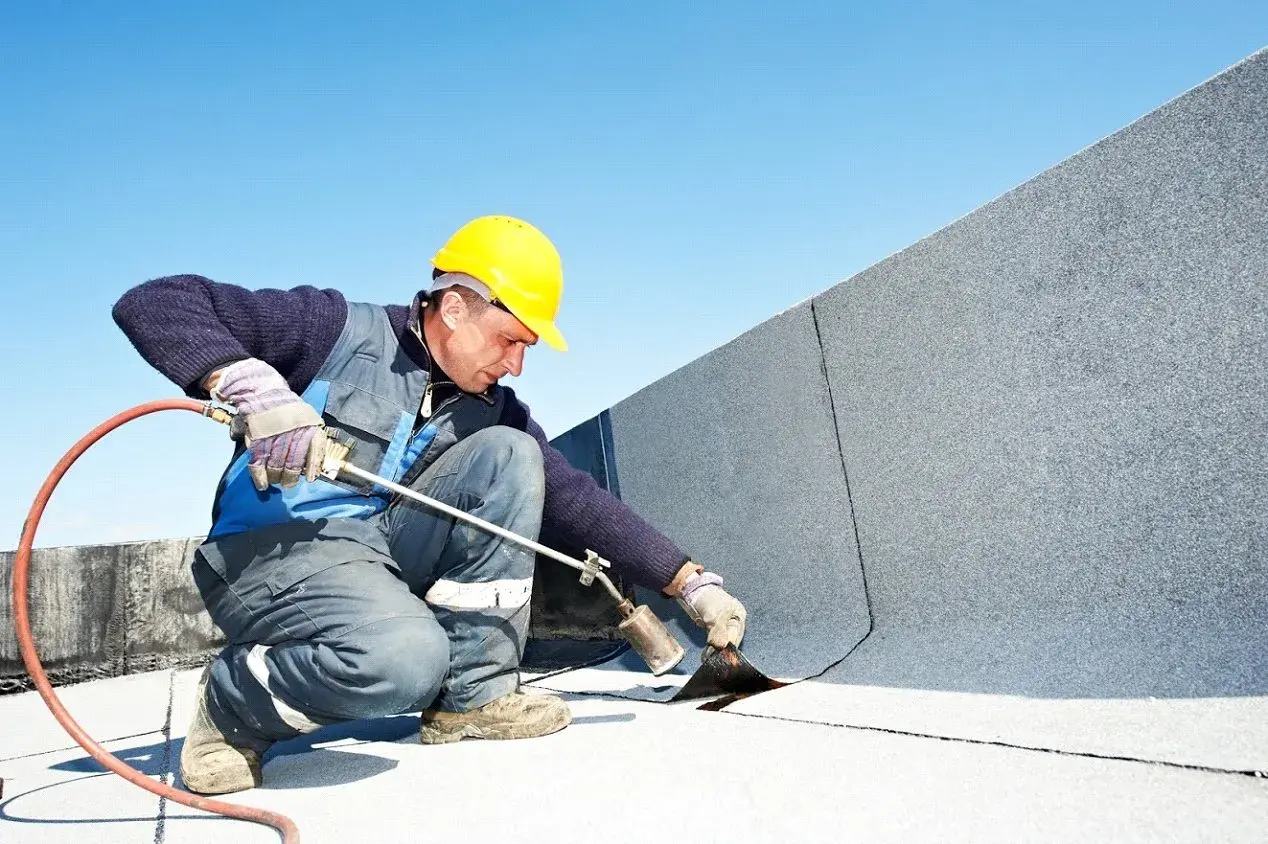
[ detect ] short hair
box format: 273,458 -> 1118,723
437,284 -> 492,318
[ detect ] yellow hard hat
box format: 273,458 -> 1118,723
431,215 -> 568,351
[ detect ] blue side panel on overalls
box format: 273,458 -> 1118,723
207,380 -> 431,538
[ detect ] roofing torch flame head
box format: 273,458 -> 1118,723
618,601 -> 686,676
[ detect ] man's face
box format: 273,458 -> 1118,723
444,297 -> 538,392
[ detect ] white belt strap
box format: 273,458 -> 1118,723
246,644 -> 324,734
424,578 -> 533,611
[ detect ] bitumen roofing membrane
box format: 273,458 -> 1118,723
3,663 -> 1266,844
3,45 -> 1266,844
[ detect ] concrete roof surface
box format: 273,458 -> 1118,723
3,666 -> 1266,843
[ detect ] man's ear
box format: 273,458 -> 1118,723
437,289 -> 467,330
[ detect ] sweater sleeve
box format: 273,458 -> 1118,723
111,274 -> 349,397
521,413 -> 690,593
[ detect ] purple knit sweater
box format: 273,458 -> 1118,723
111,274 -> 689,592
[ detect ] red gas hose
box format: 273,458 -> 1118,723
11,398 -> 299,843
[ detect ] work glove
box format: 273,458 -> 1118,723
211,358 -> 329,491
676,569 -> 747,657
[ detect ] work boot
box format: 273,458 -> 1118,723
420,690 -> 572,745
179,668 -> 269,795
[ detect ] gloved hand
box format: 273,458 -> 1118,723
676,569 -> 747,655
210,358 -> 328,491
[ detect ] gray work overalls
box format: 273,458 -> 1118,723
191,301 -> 545,747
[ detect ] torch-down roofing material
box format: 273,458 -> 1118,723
538,47 -> 1268,771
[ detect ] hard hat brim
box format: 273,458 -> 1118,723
517,313 -> 568,352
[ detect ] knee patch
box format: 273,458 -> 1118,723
341,616 -> 450,712
474,427 -> 544,477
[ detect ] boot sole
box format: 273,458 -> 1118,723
180,762 -> 263,796
420,713 -> 571,745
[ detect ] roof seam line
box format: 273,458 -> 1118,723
722,709 -> 1268,779
0,729 -> 163,763
152,668 -> 176,844
810,298 -> 876,641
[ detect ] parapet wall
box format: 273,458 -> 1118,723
1,538 -> 220,693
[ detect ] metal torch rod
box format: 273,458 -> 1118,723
335,461 -> 626,603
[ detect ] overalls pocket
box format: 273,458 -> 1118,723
324,380 -> 412,492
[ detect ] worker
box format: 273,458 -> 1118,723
112,215 -> 747,796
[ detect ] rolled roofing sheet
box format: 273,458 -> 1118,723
542,54 -> 1267,758
600,301 -> 871,681
734,48 -> 1268,769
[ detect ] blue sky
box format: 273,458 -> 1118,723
2,3 -> 1264,548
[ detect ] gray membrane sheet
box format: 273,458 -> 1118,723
7,669 -> 1268,843
539,49 -> 1268,771
734,49 -> 1268,768
535,302 -> 871,701
604,302 -> 870,678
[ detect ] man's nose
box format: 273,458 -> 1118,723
505,344 -> 526,377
